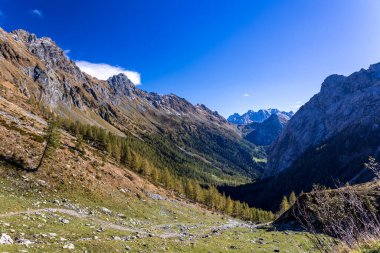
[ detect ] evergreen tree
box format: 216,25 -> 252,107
279,196 -> 290,214
184,179 -> 195,199
194,182 -> 204,202
151,166 -> 160,183
33,119 -> 61,171
224,196 -> 234,215
161,169 -> 174,189
289,191 -> 297,205
112,143 -> 121,163
75,133 -> 84,153
233,201 -> 243,217
141,160 -> 152,177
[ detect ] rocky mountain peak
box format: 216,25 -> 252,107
107,73 -> 135,97
228,109 -> 294,125
10,29 -> 82,79
11,29 -> 38,43
265,62 -> 380,178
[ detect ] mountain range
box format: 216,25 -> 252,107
3,27 -> 380,213
227,109 -> 294,125
0,28 -> 264,184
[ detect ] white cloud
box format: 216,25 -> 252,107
31,9 -> 43,18
75,60 -> 141,85
243,93 -> 250,97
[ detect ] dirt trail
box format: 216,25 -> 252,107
0,208 -> 145,234
0,208 -> 256,239
0,208 -> 256,240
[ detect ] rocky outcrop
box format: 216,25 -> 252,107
228,109 -> 293,125
265,63 -> 380,178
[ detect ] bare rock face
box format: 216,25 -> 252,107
265,63 -> 380,178
8,29 -> 86,107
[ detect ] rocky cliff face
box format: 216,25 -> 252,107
265,63 -> 380,178
245,113 -> 289,146
228,109 -> 293,125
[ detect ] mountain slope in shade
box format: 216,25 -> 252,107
0,28 -> 263,184
221,63 -> 380,210
265,63 -> 380,178
228,109 -> 293,125
244,113 -> 290,146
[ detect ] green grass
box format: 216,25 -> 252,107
351,242 -> 380,253
0,164 -> 318,252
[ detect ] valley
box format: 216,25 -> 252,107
0,13 -> 379,252
0,88 -> 315,252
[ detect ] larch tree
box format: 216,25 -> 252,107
279,195 -> 290,214
289,191 -> 297,206
32,119 -> 61,172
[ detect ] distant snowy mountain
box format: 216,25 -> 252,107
228,109 -> 294,125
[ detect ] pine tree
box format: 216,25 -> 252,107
208,186 -> 220,210
233,201 -> 243,217
289,191 -> 297,205
184,179 -> 195,199
141,160 -> 152,177
105,140 -> 112,156
193,181 -> 204,202
161,169 -> 174,189
151,166 -> 160,183
224,196 -> 234,215
242,202 -> 251,220
279,196 -> 290,214
32,119 -> 61,171
175,179 -> 184,195
112,143 -> 121,163
75,133 -> 84,153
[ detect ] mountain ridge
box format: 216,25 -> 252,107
228,109 -> 293,125
221,62 -> 380,211
265,62 -> 380,178
0,27 -> 263,184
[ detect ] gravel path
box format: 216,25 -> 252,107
0,208 -> 256,239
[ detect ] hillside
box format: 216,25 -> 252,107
0,28 -> 264,184
221,63 -> 380,211
265,63 -> 380,179
0,70 -> 316,252
275,181 -> 380,252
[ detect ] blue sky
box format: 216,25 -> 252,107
1,0 -> 380,117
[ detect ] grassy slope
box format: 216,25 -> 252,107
0,164 -> 316,253
0,93 -> 316,252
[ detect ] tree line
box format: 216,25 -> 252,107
37,117 -> 275,223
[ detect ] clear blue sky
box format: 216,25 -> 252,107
1,0 -> 380,117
